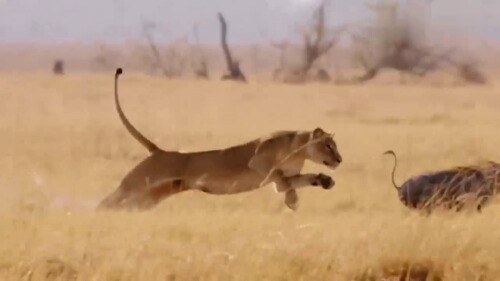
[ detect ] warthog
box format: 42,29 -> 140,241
384,150 -> 500,213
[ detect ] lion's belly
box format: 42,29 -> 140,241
186,170 -> 264,195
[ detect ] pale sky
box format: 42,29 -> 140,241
0,0 -> 498,43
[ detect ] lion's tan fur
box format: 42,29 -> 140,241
97,68 -> 342,211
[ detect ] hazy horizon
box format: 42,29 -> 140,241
0,0 -> 499,44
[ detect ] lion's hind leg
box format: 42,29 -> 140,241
120,179 -> 186,211
97,188 -> 131,210
97,179 -> 185,211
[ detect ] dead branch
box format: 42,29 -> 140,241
351,2 -> 436,82
193,61 -> 209,79
251,44 -> 261,73
300,2 -> 344,79
142,22 -> 170,77
271,39 -> 290,80
165,42 -> 186,78
351,1 -> 487,85
141,22 -> 187,78
93,42 -> 119,70
217,12 -> 247,82
271,40 -> 289,65
278,1 -> 343,83
301,3 -> 330,75
191,23 -> 210,79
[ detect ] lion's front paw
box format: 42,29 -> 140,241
312,173 -> 335,190
285,190 -> 299,211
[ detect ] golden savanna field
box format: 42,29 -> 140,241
2,71 -> 500,280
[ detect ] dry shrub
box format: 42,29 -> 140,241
354,258 -> 444,281
456,62 -> 488,85
351,0 -> 488,85
25,258 -> 77,281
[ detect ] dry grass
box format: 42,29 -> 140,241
1,71 -> 500,280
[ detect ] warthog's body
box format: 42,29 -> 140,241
398,167 -> 494,211
385,151 -> 500,212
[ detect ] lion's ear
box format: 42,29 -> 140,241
312,127 -> 326,138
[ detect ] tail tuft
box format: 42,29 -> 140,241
116,68 -> 123,76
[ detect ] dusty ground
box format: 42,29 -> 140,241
1,71 -> 500,280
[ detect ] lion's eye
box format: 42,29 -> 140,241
326,144 -> 334,151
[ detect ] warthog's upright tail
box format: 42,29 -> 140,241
383,150 -> 400,190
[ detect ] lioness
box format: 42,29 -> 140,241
97,68 -> 342,211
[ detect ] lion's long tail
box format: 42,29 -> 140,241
114,68 -> 159,153
383,150 -> 400,190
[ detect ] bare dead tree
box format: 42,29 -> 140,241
271,39 -> 290,80
142,21 -> 170,77
351,1 -> 487,84
93,41 -> 119,70
251,44 -> 261,74
299,2 -> 337,78
351,2 -> 437,82
191,23 -> 209,79
53,60 -> 64,75
165,37 -> 187,77
193,60 -> 209,79
217,13 -> 247,82
278,1 -> 343,83
141,21 -> 186,78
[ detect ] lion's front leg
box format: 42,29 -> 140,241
270,170 -> 335,192
269,170 -> 335,211
286,173 -> 335,190
285,189 -> 299,210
